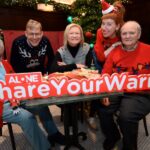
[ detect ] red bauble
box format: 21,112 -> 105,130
85,31 -> 93,39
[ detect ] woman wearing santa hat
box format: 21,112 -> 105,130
87,0 -> 126,143
93,1 -> 126,149
94,0 -> 125,67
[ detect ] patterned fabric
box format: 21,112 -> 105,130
10,35 -> 54,74
102,42 -> 150,75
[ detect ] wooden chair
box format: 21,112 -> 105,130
0,123 -> 16,150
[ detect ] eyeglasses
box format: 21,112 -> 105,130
27,32 -> 42,37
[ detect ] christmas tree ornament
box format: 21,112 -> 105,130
73,17 -> 80,22
85,31 -> 93,39
82,12 -> 86,17
67,16 -> 73,23
90,43 -> 94,49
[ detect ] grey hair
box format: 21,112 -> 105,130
63,23 -> 84,46
121,20 -> 142,37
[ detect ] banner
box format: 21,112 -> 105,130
0,72 -> 150,101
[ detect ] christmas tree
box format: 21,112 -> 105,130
52,0 -> 130,45
69,0 -> 102,44
0,0 -> 130,44
70,0 -> 132,44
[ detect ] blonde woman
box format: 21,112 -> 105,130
51,23 -> 93,72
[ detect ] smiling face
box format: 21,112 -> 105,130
67,26 -> 82,47
101,18 -> 120,38
121,21 -> 141,50
25,20 -> 43,47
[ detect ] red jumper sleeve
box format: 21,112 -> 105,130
94,28 -> 106,62
102,51 -> 114,75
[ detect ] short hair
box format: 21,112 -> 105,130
26,19 -> 42,30
0,39 -> 4,57
63,23 -> 84,46
121,21 -> 142,36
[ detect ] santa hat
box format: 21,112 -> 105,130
101,0 -> 114,15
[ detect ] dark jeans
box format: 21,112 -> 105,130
89,100 -> 100,117
97,94 -> 150,150
92,49 -> 103,73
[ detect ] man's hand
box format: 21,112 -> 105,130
101,97 -> 110,106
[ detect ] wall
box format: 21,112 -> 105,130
0,7 -> 68,60
124,0 -> 150,44
0,7 -> 67,31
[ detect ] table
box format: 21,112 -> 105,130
25,92 -> 123,150
25,92 -> 123,107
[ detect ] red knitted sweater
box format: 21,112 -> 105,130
94,28 -> 119,62
102,42 -> 150,75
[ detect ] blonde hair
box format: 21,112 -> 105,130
26,19 -> 42,30
0,39 -> 4,57
63,23 -> 84,46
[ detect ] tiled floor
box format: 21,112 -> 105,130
0,105 -> 150,150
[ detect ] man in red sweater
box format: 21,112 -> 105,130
98,21 -> 150,150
